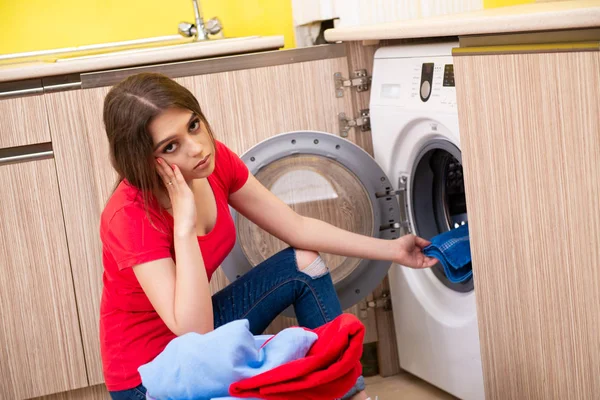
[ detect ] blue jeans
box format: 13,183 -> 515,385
109,384 -> 147,400
109,247 -> 365,400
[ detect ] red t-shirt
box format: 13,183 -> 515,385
99,140 -> 249,391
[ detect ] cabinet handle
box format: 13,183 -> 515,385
0,79 -> 43,99
0,142 -> 53,166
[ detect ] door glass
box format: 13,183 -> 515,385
236,154 -> 374,284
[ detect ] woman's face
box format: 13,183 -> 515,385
149,107 -> 215,181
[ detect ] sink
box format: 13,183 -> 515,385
0,35 -> 259,66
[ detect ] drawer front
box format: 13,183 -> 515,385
0,95 -> 51,148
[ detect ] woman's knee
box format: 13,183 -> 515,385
294,248 -> 329,279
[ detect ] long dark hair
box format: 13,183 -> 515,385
103,72 -> 215,212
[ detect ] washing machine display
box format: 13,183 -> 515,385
443,64 -> 455,87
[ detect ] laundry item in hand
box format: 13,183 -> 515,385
423,223 -> 472,283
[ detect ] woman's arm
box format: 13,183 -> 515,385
229,174 -> 437,268
133,160 -> 213,336
133,233 -> 213,336
293,216 -> 396,260
133,253 -> 213,336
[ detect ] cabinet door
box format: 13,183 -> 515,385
0,157 -> 87,399
35,383 -> 110,400
46,87 -> 115,385
454,50 -> 600,399
0,96 -> 52,148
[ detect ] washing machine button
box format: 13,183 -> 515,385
420,81 -> 431,101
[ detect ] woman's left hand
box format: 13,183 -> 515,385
393,234 -> 438,269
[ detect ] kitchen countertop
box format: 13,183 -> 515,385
0,35 -> 284,83
324,0 -> 600,42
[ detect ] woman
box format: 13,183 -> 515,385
100,72 -> 438,400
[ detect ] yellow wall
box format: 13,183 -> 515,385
0,0 -> 296,55
0,0 -> 544,55
484,0 -> 535,8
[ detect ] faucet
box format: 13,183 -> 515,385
178,0 -> 222,41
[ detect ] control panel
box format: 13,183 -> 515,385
371,55 -> 457,112
443,64 -> 455,87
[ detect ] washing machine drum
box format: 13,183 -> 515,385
410,139 -> 473,292
221,131 -> 401,315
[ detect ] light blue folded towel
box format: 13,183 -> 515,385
423,223 -> 472,283
139,319 -> 318,400
147,395 -> 260,400
147,395 -> 259,400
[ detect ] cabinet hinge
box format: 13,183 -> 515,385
334,69 -> 371,97
338,109 -> 370,137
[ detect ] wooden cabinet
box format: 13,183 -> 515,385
0,156 -> 87,399
36,384 -> 111,400
454,50 -> 600,399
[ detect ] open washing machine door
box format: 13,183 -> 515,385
221,131 -> 402,315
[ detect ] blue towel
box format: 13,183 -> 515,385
139,319 -> 317,400
423,223 -> 472,283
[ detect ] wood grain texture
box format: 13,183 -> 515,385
344,41 -> 379,348
0,159 -> 87,399
0,95 -> 51,148
45,86 -> 115,385
454,51 -> 600,399
176,57 -> 353,155
34,384 -> 111,400
372,276 -> 401,377
344,41 -> 377,156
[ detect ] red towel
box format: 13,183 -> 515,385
229,314 -> 365,400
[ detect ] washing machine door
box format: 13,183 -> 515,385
221,131 -> 402,314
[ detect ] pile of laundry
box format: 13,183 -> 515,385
140,313 -> 365,400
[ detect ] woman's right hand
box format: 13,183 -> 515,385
156,158 -> 197,236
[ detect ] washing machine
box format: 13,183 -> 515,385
370,42 -> 485,400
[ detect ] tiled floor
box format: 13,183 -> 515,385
365,372 -> 458,400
